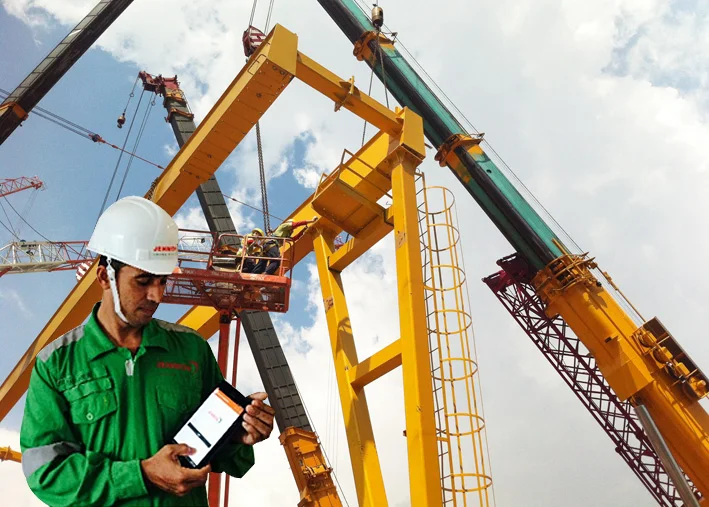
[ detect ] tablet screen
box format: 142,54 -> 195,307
173,386 -> 244,467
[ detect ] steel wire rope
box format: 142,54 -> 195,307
2,195 -> 53,242
350,0 -> 585,255
115,95 -> 156,199
0,89 -> 163,170
95,88 -> 146,223
360,52 -> 377,147
221,193 -> 284,222
253,0 -> 277,232
0,216 -> 17,238
15,188 -> 39,238
120,76 -> 140,118
0,200 -> 18,239
363,9 -> 644,321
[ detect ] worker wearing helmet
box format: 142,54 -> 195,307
21,196 -> 275,507
253,217 -> 317,275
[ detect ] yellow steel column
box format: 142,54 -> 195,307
313,231 -> 388,507
391,159 -> 442,507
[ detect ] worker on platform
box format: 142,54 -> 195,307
21,196 -> 275,507
253,218 -> 317,275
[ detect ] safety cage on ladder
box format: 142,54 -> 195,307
163,229 -> 295,313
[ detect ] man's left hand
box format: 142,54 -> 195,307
237,392 -> 275,445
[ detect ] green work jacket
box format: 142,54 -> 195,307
20,304 -> 254,507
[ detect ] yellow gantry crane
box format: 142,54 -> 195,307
0,0 -> 707,505
0,24 -> 456,507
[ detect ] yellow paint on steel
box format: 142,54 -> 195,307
391,159 -> 442,507
0,446 -> 22,463
279,427 -> 342,507
174,113 -> 420,339
0,24 -> 413,420
0,26 -> 298,420
420,185 -> 492,506
313,230 -> 388,507
533,257 -> 709,498
349,339 -> 402,391
328,207 -> 394,273
295,52 -> 400,135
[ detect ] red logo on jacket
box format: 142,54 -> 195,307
157,361 -> 198,373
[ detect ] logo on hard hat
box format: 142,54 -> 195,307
153,245 -> 177,252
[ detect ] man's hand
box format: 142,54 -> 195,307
140,444 -> 211,497
237,392 -> 275,446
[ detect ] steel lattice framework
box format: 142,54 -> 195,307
0,176 -> 43,198
482,254 -> 692,507
0,240 -> 91,277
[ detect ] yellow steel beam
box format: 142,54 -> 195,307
391,152 -> 441,507
295,52 -> 401,135
349,339 -> 402,391
175,109 -> 422,339
313,230 -> 388,507
329,207 -> 394,273
534,259 -> 709,497
279,427 -> 341,506
0,446 -> 22,463
0,25 -> 299,421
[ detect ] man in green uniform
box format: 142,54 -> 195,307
21,196 -> 275,506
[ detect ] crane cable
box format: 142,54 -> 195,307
250,0 -> 277,233
0,89 -> 164,172
255,122 -> 270,232
95,88 -> 146,223
119,76 -> 140,122
0,199 -> 18,239
360,3 -> 390,147
116,95 -> 156,199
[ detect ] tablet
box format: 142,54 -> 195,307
172,381 -> 253,469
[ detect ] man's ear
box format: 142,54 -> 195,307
96,265 -> 112,290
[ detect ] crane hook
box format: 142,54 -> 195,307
117,113 -> 126,129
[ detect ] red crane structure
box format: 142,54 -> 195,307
0,176 -> 43,198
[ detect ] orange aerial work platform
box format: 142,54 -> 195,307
165,230 -> 294,314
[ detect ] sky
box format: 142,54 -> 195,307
1,0 -> 709,506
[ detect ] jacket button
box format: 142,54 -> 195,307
86,413 -> 94,421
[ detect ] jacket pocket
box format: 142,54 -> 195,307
60,367 -> 117,425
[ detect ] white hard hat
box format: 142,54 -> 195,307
88,196 -> 178,275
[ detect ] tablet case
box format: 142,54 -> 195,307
173,380 -> 254,469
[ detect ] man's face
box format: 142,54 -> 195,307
112,265 -> 168,328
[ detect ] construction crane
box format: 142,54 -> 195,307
0,177 -> 43,198
0,237 -> 211,279
0,240 -> 91,278
0,1 -> 706,506
314,1 -> 708,505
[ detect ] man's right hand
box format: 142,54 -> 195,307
140,444 -> 211,497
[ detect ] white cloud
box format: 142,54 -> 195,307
0,288 -> 31,317
3,0 -> 709,505
292,165 -> 323,190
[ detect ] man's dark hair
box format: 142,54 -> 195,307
98,255 -> 126,276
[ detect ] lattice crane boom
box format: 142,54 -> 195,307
0,176 -> 43,198
0,240 -> 90,277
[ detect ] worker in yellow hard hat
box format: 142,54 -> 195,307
21,196 -> 275,507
